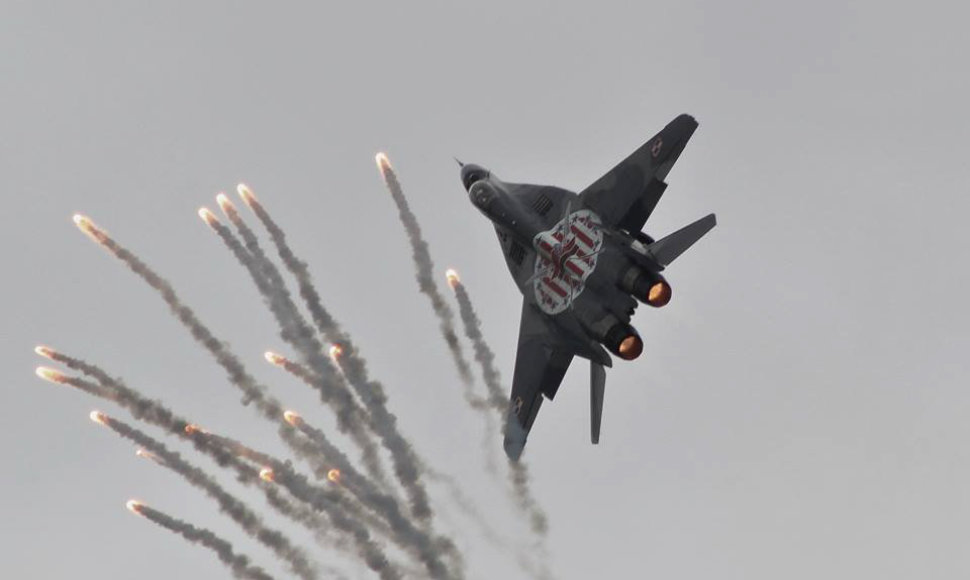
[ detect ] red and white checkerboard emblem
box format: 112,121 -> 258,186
532,209 -> 604,315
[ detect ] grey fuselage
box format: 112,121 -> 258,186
461,164 -> 651,368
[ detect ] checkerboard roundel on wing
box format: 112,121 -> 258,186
532,208 -> 604,315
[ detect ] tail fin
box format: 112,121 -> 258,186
647,213 -> 716,267
590,362 -> 606,444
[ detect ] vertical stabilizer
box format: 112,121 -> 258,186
647,213 -> 717,267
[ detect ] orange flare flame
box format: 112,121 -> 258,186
89,411 -> 107,425
72,214 -> 92,229
327,469 -> 341,483
328,344 -> 343,363
34,345 -> 57,360
445,268 -> 460,289
259,467 -> 276,482
35,366 -> 67,384
216,192 -> 236,215
135,448 -> 155,460
198,207 -> 219,228
264,351 -> 287,367
283,411 -> 302,426
184,424 -> 206,435
72,214 -> 103,243
237,183 -> 257,207
375,152 -> 391,171
126,500 -> 144,515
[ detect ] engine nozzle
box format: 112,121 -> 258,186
603,323 -> 643,361
620,266 -> 673,308
646,280 -> 672,307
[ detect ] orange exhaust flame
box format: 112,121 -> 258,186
283,411 -> 302,427
328,344 -> 343,364
327,469 -> 341,483
375,152 -> 392,172
259,467 -> 276,482
198,207 -> 219,228
617,335 -> 643,361
445,269 -> 460,289
264,351 -> 287,367
34,345 -> 57,360
646,281 -> 672,308
89,411 -> 108,426
35,366 -> 67,384
126,499 -> 144,515
237,183 -> 257,207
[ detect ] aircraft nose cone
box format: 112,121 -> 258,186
460,163 -> 488,191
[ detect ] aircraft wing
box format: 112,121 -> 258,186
579,114 -> 698,232
504,299 -> 574,461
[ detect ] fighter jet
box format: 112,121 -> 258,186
459,114 -> 715,460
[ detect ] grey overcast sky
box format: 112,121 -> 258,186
2,2 -> 968,578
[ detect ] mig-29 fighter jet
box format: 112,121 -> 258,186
459,114 -> 716,460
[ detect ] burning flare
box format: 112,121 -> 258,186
89,411 -> 108,425
445,269 -> 460,289
34,345 -> 56,360
327,469 -> 341,483
264,351 -> 287,367
135,448 -> 158,461
283,411 -> 302,427
328,344 -> 343,364
375,152 -> 392,172
35,366 -> 67,384
126,500 -> 144,515
198,207 -> 219,228
72,214 -> 102,243
184,424 -> 206,435
259,467 -> 276,483
215,193 -> 235,215
236,183 -> 257,207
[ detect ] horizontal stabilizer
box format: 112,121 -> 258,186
647,213 -> 716,267
590,362 -> 606,444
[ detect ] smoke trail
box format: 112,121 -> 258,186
35,366 -> 118,399
449,279 -> 506,411
72,214 -> 280,418
70,213 -> 394,535
244,428 -> 460,580
447,277 -> 549,536
265,352 -> 390,491
237,186 -> 437,525
203,205 -> 391,491
35,350 -> 398,577
282,413 -> 464,578
93,412 -> 318,580
236,184 -> 344,341
425,468 -> 552,580
126,501 -> 275,580
197,431 -> 383,579
373,155 -> 473,383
